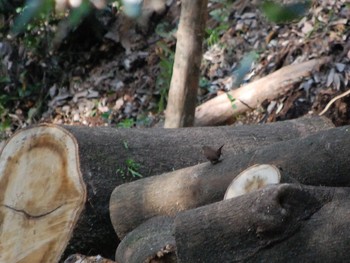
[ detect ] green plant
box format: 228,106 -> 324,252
205,0 -> 231,47
155,41 -> 175,113
226,93 -> 236,110
117,118 -> 135,128
261,1 -> 311,24
117,158 -> 143,180
206,24 -> 229,46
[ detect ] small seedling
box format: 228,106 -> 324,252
226,93 -> 237,110
116,158 -> 143,181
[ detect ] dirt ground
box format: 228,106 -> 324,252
0,0 -> 349,134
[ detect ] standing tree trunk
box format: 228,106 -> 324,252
164,0 -> 208,128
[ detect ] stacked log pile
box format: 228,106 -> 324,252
1,117 -> 349,262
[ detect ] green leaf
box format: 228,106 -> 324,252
12,0 -> 54,34
227,93 -> 237,110
261,1 -> 311,24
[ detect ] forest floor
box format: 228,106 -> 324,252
0,0 -> 349,135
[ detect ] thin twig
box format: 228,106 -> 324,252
319,89 -> 350,116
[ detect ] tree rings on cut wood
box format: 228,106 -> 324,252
224,164 -> 281,199
0,124 -> 86,263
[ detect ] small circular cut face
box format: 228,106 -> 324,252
0,125 -> 86,263
224,164 -> 281,200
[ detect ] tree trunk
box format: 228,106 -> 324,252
164,0 -> 208,127
0,116 -> 332,261
109,125 -> 350,239
174,184 -> 350,263
194,57 -> 331,126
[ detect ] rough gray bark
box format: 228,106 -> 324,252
109,125 -> 350,240
174,184 -> 350,263
0,116 -> 333,260
62,116 -> 333,257
115,216 -> 176,263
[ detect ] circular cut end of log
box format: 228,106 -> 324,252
224,164 -> 281,199
116,216 -> 176,263
0,124 -> 86,263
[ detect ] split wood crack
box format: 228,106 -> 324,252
2,204 -> 63,219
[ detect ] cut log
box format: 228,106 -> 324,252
0,116 -> 333,260
194,57 -> 331,126
224,164 -> 281,199
109,125 -> 350,239
0,125 -> 86,263
115,216 -> 176,263
174,184 -> 350,262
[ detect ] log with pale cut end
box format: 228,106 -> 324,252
109,125 -> 350,240
224,164 -> 281,199
115,216 -> 176,263
174,184 -> 350,262
0,124 -> 86,263
0,116 -> 334,260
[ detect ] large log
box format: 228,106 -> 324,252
174,184 -> 350,262
110,125 -> 350,239
0,117 -> 332,261
115,216 -> 176,263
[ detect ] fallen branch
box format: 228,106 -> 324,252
319,89 -> 350,116
194,57 -> 331,126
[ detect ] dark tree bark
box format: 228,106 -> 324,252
109,125 -> 350,240
0,116 -> 333,261
174,184 -> 350,263
115,216 -> 176,263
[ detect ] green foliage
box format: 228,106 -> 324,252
206,24 -> 229,47
232,51 -> 259,87
67,0 -> 91,28
8,0 -> 94,56
226,93 -> 236,110
205,0 -> 231,46
261,1 -> 311,24
117,158 -> 143,180
155,41 -> 175,113
12,0 -> 54,35
116,114 -> 153,128
117,118 -> 135,128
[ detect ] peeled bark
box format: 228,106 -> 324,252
194,57 -> 331,126
174,184 -> 350,263
109,125 -> 350,240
